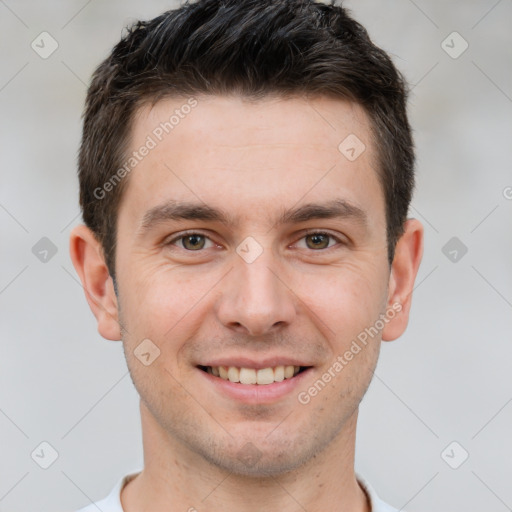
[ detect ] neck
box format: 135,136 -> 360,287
121,401 -> 370,512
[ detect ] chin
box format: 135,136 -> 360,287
192,431 -> 317,478
206,448 -> 309,478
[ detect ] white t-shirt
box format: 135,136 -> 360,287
75,471 -> 403,512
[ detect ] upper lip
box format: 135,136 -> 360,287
197,357 -> 313,370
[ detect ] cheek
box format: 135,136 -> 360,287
119,262 -> 223,340
296,260 -> 388,342
117,267 -> 214,397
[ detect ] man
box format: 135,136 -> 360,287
70,0 -> 423,510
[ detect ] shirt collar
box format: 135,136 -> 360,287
97,470 -> 400,512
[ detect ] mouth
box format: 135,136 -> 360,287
197,365 -> 311,385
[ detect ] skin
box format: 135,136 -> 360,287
70,95 -> 423,512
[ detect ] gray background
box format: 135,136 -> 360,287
1,1 -> 511,511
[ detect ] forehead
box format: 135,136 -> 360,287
118,94 -> 384,230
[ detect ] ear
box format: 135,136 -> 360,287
382,218 -> 424,341
69,224 -> 122,341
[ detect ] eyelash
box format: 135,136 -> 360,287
165,229 -> 346,252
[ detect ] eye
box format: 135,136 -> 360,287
296,231 -> 343,250
165,230 -> 345,253
167,232 -> 215,251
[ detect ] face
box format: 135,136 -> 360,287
108,95 -> 397,475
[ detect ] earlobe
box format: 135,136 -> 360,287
69,224 -> 122,341
382,218 -> 424,341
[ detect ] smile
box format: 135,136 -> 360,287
198,365 -> 309,385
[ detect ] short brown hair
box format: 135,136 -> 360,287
78,0 -> 415,280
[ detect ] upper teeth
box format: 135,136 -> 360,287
207,365 -> 301,385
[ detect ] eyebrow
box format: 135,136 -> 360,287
137,198 -> 367,235
277,199 -> 367,226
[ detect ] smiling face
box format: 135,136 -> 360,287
74,94 -> 418,478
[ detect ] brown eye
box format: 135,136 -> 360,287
181,234 -> 206,250
305,233 -> 332,250
166,231 -> 217,253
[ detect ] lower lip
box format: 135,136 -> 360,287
197,367 -> 313,404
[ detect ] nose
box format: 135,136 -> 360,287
215,250 -> 297,337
